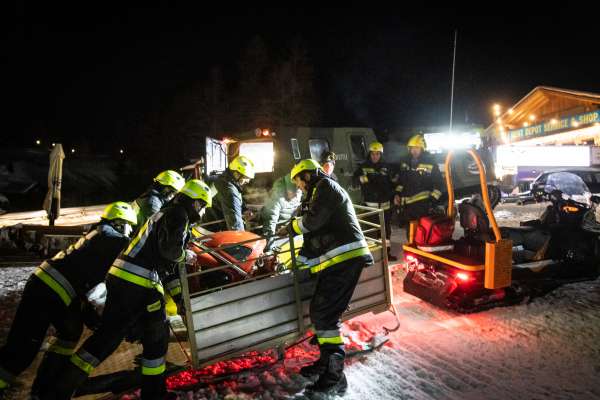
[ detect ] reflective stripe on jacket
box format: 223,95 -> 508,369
394,153 -> 443,205
287,173 -> 373,274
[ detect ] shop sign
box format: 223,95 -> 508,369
508,110 -> 600,141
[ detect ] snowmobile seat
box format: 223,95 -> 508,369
458,199 -> 550,263
458,200 -> 494,242
500,227 -> 551,262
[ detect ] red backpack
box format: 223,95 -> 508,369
415,215 -> 455,246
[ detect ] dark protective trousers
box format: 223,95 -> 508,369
0,275 -> 83,390
48,274 -> 169,400
309,257 -> 365,357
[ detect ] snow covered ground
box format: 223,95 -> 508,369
0,203 -> 599,399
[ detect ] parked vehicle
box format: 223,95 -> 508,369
531,167 -> 600,200
402,150 -> 600,313
201,127 -> 501,207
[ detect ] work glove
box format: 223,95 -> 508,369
393,194 -> 405,207
185,249 -> 197,265
243,210 -> 255,222
359,175 -> 369,184
276,225 -> 289,237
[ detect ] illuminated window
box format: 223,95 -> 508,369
291,138 -> 301,160
239,141 -> 274,173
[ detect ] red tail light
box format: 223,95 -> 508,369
455,272 -> 471,282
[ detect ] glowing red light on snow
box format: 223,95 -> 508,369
405,254 -> 417,263
455,272 -> 471,282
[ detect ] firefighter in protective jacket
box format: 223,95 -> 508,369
394,134 -> 443,231
0,202 -> 137,396
203,155 -> 255,231
48,180 -> 212,400
132,170 -> 185,235
353,141 -> 397,261
279,159 -> 373,396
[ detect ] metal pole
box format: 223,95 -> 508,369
289,234 -> 305,333
449,29 -> 457,134
178,262 -> 199,368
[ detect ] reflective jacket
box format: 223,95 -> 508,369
353,159 -> 394,208
287,172 -> 373,274
36,223 -> 130,306
261,176 -> 302,238
109,203 -> 191,294
203,170 -> 245,231
132,187 -> 166,235
394,153 -> 443,205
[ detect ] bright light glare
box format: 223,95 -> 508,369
496,145 -> 591,167
239,142 -> 274,173
456,272 -> 471,282
424,132 -> 481,153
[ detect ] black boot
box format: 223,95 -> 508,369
305,352 -> 347,396
387,248 -> 398,262
31,352 -> 68,397
299,349 -> 330,379
41,362 -> 89,400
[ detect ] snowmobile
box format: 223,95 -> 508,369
402,149 -> 600,312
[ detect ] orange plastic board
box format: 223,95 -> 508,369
484,239 -> 513,289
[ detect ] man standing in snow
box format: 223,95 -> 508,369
279,159 -> 373,396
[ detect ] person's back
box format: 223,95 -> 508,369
132,170 -> 185,235
261,175 -> 301,249
49,222 -> 130,297
204,169 -> 245,231
203,156 -> 255,231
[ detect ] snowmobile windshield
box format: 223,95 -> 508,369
544,172 -> 591,205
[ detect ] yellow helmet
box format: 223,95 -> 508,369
291,159 -> 322,180
229,155 -> 255,179
369,141 -> 384,153
154,170 -> 185,191
407,134 -> 426,149
101,202 -> 138,225
179,179 -> 212,207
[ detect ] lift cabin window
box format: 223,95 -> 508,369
239,142 -> 274,173
291,138 -> 301,160
308,139 -> 330,162
350,135 -> 367,162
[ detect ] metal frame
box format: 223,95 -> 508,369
179,204 -> 393,368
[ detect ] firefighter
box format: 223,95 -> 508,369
320,151 -> 338,181
203,155 -> 255,231
261,174 -> 302,251
0,202 -> 137,396
353,141 -> 397,261
278,159 -> 373,396
46,180 -> 211,400
132,170 -> 185,234
393,134 -> 443,236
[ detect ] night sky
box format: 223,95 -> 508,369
5,5 -> 600,151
